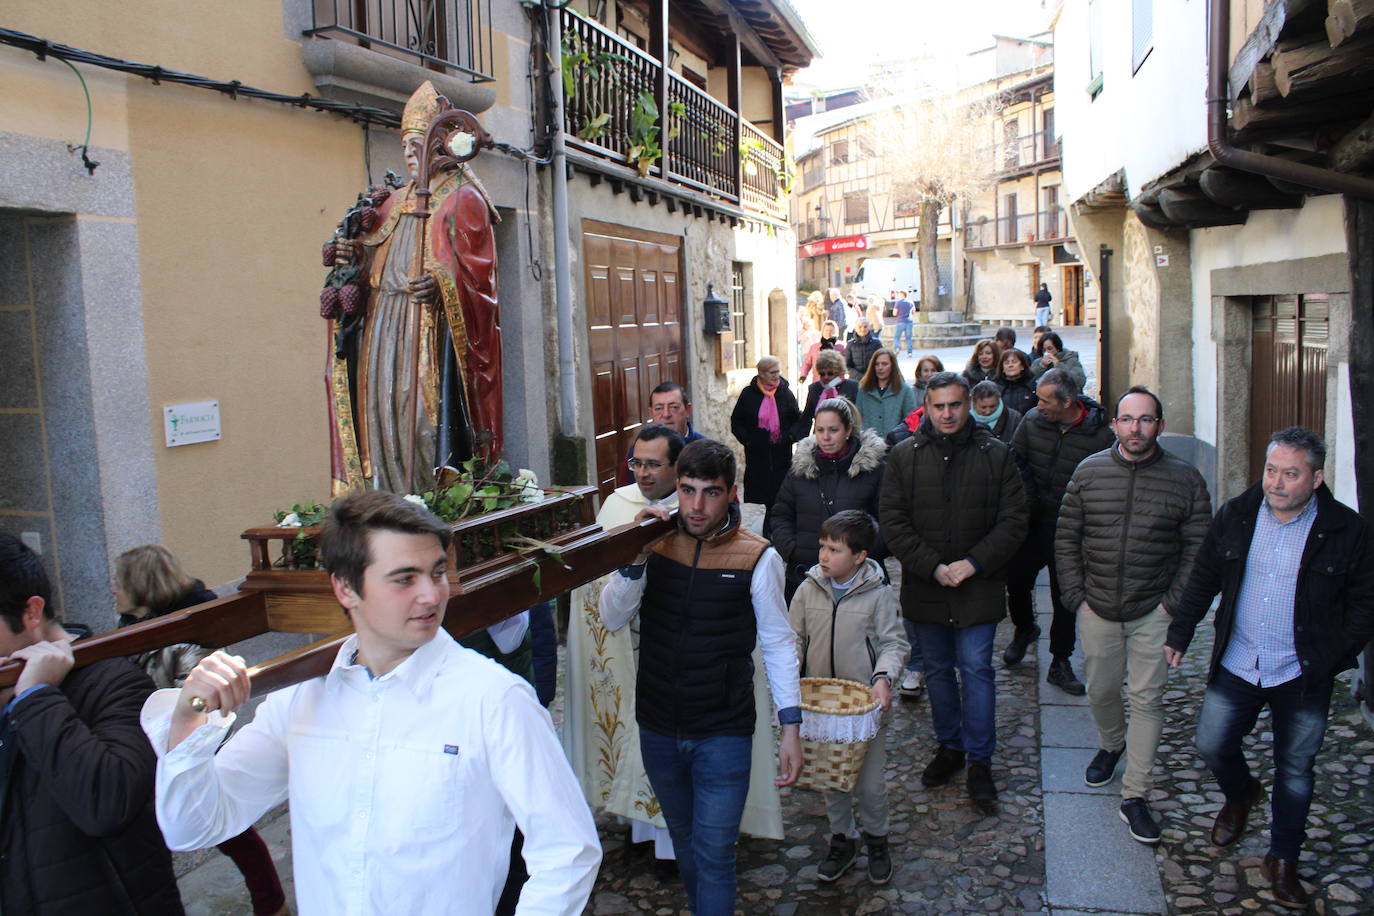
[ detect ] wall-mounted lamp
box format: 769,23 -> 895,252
702,283 -> 731,334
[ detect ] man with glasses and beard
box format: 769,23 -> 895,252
1054,386 -> 1212,845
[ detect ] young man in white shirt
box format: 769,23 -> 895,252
142,490 -> 601,915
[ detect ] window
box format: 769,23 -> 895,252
1044,186 -> 1060,237
730,263 -> 749,370
802,156 -> 824,191
1003,119 -> 1021,168
894,182 -> 921,219
830,139 -> 850,165
1041,107 -> 1056,159
1087,0 -> 1104,98
857,135 -> 876,161
844,191 -> 869,225
1002,193 -> 1018,243
307,0 -> 495,80
1132,0 -> 1154,73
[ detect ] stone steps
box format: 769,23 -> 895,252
911,334 -> 986,348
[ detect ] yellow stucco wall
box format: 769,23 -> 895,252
5,2 -> 380,586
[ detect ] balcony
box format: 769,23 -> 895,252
306,0 -> 495,81
964,209 -> 1069,249
560,9 -> 788,222
992,129 -> 1060,177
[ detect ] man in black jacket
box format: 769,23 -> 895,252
879,372 -> 1028,814
1166,427 -> 1374,908
1007,368 -> 1115,694
0,533 -> 184,915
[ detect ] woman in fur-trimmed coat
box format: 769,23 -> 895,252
770,397 -> 889,601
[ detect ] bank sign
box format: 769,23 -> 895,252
164,400 -> 221,447
798,235 -> 869,259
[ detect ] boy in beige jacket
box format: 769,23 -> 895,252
788,510 -> 909,885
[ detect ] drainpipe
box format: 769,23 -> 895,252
1098,243 -> 1113,405
1208,0 -> 1374,200
546,0 -> 579,437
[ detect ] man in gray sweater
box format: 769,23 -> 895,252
1055,386 -> 1212,844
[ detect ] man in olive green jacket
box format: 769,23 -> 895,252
1055,386 -> 1212,845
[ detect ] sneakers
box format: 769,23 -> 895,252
1002,623 -> 1041,667
920,745 -> 966,787
899,669 -> 925,698
967,761 -> 998,815
1084,747 -> 1124,787
1046,657 -> 1086,696
1119,797 -> 1161,844
863,833 -> 892,884
817,833 -> 859,882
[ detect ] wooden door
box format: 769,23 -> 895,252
1062,265 -> 1084,325
582,220 -> 684,498
1248,294 -> 1328,480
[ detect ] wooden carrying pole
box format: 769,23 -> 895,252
0,513 -> 674,698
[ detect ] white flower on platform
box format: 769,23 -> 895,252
448,131 -> 476,158
515,468 -> 545,503
403,494 -> 427,507
276,512 -> 302,528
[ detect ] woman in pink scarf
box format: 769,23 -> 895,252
730,355 -> 801,534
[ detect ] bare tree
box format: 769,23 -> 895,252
864,83 -> 1002,314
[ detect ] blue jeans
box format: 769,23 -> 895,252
914,622 -> 997,763
1194,667 -> 1332,860
903,618 -> 924,673
639,727 -> 752,915
892,319 -> 914,354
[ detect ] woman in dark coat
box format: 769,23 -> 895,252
793,348 -> 859,441
962,338 -> 1002,387
730,355 -> 801,516
997,347 -> 1038,416
771,396 -> 888,601
844,318 -> 883,381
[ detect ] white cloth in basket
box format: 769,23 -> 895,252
800,705 -> 881,744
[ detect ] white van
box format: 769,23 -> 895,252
851,257 -> 921,306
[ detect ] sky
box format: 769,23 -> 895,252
785,0 -> 1058,90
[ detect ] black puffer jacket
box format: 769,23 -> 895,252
879,418 -> 1028,627
730,376 -> 801,506
1,659 -> 184,915
1167,483 -> 1374,689
1010,397 -> 1115,536
1055,445 -> 1213,622
771,429 -> 888,590
962,365 -> 997,388
999,374 -> 1037,417
974,406 -> 1022,445
844,333 -> 882,380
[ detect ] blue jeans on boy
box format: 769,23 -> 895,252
1194,667 -> 1332,860
639,727 -> 752,915
914,622 -> 997,762
892,318 -> 914,355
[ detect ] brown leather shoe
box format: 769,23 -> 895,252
1210,777 -> 1263,847
1261,855 -> 1310,909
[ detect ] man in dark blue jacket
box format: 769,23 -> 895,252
1166,427 -> 1374,909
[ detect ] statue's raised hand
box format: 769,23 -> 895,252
409,273 -> 440,304
333,238 -> 362,266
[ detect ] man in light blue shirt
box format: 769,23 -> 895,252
1167,427 -> 1374,909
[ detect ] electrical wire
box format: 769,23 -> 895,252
57,57 -> 99,174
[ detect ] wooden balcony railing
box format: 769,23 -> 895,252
560,8 -> 787,220
964,209 -> 1069,249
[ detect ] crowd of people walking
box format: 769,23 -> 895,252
0,314 -> 1368,916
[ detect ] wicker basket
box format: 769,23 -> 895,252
795,677 -> 881,793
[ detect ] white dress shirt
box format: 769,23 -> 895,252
599,545 -> 801,713
141,629 -> 601,916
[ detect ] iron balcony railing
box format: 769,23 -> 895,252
560,8 -> 787,221
963,209 -> 1069,248
993,129 -> 1060,173
307,0 -> 495,82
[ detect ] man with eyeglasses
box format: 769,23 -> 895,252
620,382 -> 704,485
1054,386 -> 1212,844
